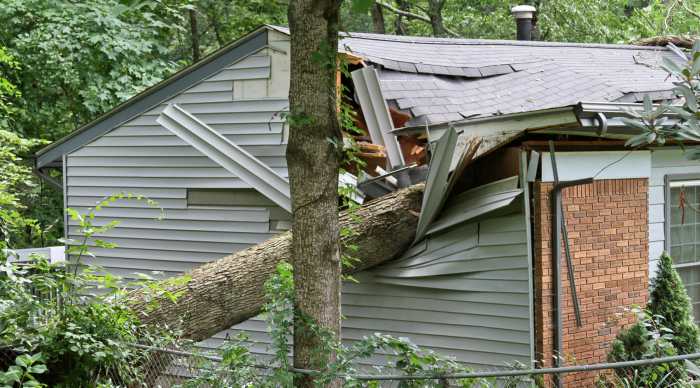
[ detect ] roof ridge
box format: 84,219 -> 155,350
340,31 -> 672,51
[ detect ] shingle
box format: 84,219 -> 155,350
397,61 -> 417,73
350,33 -> 681,124
478,65 -> 513,77
415,63 -> 433,73
461,67 -> 482,77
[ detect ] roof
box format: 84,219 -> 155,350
338,32 -> 683,126
37,25 -> 684,168
36,26 -> 272,169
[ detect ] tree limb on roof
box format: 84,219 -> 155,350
634,35 -> 699,49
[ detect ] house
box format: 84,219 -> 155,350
34,15 -> 696,384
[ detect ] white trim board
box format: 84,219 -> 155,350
541,150 -> 651,182
157,104 -> 291,212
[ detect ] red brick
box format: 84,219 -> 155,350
533,179 -> 649,387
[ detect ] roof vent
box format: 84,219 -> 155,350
511,5 -> 536,41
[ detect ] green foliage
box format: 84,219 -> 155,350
606,252 -> 700,387
607,308 -> 683,387
624,39 -> 700,154
0,46 -> 63,249
0,129 -> 59,249
348,0 -> 699,43
193,0 -> 287,53
648,253 -> 700,355
0,353 -> 47,388
0,196 -> 182,387
0,0 -> 188,140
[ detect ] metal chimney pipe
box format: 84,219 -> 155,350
511,5 -> 536,41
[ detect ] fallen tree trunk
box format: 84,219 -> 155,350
126,184 -> 424,342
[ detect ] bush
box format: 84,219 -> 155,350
607,309 -> 683,387
648,253 -> 700,355
605,252 -> 700,387
0,196 -> 184,387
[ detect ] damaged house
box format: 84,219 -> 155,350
34,12 -> 696,384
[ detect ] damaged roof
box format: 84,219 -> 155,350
338,32 -> 682,126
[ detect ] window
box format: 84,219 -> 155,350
667,176 -> 700,322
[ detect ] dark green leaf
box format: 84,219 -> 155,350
350,0 -> 373,14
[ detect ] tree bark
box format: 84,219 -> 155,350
125,184 -> 423,345
394,0 -> 410,35
189,8 -> 200,63
286,2 -> 345,385
371,2 -> 386,34
427,0 -> 446,37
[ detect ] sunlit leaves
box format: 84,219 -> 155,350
624,39 -> 700,158
0,0 -> 187,140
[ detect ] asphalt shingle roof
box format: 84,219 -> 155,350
339,32 -> 682,126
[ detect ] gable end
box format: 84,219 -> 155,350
36,27 -> 270,169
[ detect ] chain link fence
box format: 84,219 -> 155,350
84,343 -> 700,387
3,341 -> 700,386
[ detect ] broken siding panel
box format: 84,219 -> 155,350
649,148 -> 700,275
223,211 -> 531,369
156,104 -> 291,212
362,211 -> 531,367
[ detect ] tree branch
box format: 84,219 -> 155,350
375,1 -> 460,37
681,0 -> 700,21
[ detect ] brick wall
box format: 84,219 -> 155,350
533,179 -> 649,386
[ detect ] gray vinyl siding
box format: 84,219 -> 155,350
221,210 -> 531,370
649,148 -> 700,275
64,34 -> 290,276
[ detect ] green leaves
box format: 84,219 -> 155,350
620,39 -> 700,158
0,0 -> 186,140
0,354 -> 47,388
350,0 -> 374,14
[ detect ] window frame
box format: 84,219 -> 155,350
664,173 -> 700,256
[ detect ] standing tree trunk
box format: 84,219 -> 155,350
371,2 -> 386,33
287,1 -> 343,387
427,0 -> 447,37
394,0 -> 410,35
189,8 -> 200,62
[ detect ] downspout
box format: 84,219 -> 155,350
548,141 -> 592,387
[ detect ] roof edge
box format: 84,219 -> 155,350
36,25 -> 273,169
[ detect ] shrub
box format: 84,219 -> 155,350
0,196 -> 185,387
648,253 -> 700,355
607,308 -> 683,387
